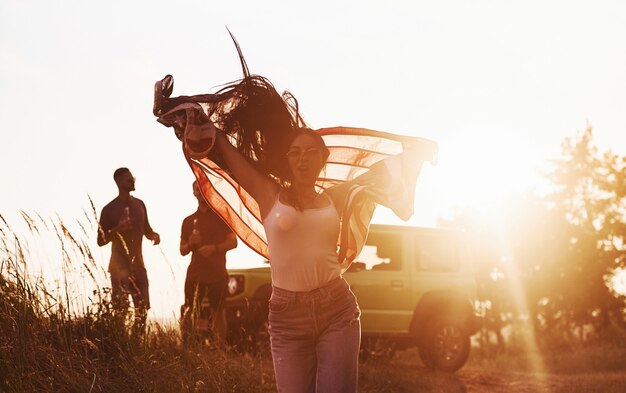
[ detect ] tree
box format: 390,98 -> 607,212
442,125 -> 626,348
541,126 -> 625,337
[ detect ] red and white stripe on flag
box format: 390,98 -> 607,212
186,126 -> 436,269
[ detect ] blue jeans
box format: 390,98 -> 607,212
268,277 -> 361,393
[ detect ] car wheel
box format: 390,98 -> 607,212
424,317 -> 470,372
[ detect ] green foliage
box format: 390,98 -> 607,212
442,125 -> 626,349
535,126 -> 626,333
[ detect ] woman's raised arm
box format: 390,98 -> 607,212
213,127 -> 279,219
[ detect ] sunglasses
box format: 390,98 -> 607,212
286,148 -> 322,161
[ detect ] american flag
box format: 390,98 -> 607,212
184,126 -> 437,270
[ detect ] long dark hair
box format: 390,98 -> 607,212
208,75 -> 306,188
155,32 -> 317,190
201,30 -> 308,189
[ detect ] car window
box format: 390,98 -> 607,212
415,233 -> 459,272
353,233 -> 402,271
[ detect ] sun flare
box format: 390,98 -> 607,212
433,129 -> 545,209
610,268 -> 626,297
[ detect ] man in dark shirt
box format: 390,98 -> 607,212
180,180 -> 237,345
97,167 -> 160,332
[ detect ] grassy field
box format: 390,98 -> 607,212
3,322 -> 626,393
3,273 -> 625,393
2,212 -> 626,392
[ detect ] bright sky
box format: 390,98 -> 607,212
2,0 -> 626,318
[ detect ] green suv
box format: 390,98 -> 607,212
225,224 -> 482,372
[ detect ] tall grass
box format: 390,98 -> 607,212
3,208 -> 626,392
0,210 -> 276,393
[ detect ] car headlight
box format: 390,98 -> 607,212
227,275 -> 244,296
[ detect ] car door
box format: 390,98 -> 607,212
344,228 -> 415,333
411,230 -> 464,295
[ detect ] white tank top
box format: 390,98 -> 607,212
263,193 -> 341,292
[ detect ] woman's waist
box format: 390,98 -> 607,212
270,274 -> 347,301
270,255 -> 340,284
269,248 -> 339,267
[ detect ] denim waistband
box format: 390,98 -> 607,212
271,276 -> 346,302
